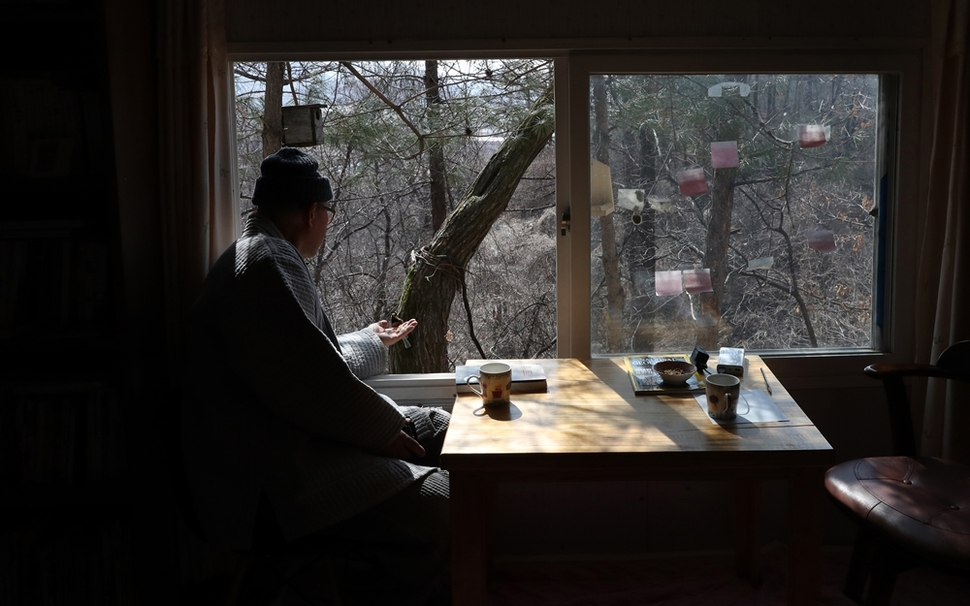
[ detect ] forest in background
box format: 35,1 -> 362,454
234,61 -> 881,371
235,60 -> 557,372
589,74 -> 880,354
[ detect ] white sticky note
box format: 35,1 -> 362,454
647,196 -> 675,213
707,82 -> 751,98
616,189 -> 645,211
590,158 -> 615,216
747,257 -> 774,270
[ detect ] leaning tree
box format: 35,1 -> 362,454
392,86 -> 555,372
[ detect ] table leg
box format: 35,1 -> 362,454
788,469 -> 823,606
734,479 -> 763,585
450,473 -> 490,606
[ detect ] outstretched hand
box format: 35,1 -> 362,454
379,430 -> 426,461
369,318 -> 417,347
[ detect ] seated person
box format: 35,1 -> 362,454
182,146 -> 450,604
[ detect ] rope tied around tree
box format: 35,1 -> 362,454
411,247 -> 486,358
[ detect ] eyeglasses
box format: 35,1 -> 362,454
317,203 -> 336,223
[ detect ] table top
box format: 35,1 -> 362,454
440,357 -> 833,476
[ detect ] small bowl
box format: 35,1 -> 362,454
653,360 -> 697,386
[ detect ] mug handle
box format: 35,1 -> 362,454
467,375 -> 484,397
730,392 -> 752,416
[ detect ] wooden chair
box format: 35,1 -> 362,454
824,340 -> 970,605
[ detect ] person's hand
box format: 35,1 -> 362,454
368,318 -> 417,347
378,430 -> 426,461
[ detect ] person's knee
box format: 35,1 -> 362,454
428,407 -> 451,433
408,407 -> 450,466
419,470 -> 450,551
422,469 -> 450,520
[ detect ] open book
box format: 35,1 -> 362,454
625,354 -> 707,395
455,363 -> 548,394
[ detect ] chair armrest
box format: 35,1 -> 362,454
865,361 -> 970,457
864,363 -> 967,381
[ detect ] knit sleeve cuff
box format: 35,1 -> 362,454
337,328 -> 389,379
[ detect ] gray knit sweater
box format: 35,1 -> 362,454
182,213 -> 432,548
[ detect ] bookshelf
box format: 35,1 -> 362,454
0,222 -> 112,346
0,1 -> 132,604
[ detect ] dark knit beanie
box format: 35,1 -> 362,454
251,147 -> 333,209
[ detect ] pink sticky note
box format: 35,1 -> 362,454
682,268 -> 714,294
798,125 -> 828,148
710,141 -> 739,169
677,168 -> 709,197
655,270 -> 684,297
807,229 -> 837,253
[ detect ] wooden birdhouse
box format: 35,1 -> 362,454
282,104 -> 326,147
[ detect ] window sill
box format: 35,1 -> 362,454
364,372 -> 458,402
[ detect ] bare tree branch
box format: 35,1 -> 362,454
339,61 -> 425,160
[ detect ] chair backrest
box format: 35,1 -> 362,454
865,340 -> 970,457
935,340 -> 970,373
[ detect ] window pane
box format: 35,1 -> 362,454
589,74 -> 882,354
234,60 -> 556,368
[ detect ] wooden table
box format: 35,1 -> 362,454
440,357 -> 834,606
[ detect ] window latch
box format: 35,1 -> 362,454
560,208 -> 571,236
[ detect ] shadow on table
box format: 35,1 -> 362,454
474,402 -> 523,421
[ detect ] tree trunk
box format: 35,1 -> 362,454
424,60 -> 449,231
391,87 -> 555,372
696,166 -> 736,348
695,91 -> 745,349
591,76 -> 626,352
637,124 -> 658,276
262,62 -> 284,157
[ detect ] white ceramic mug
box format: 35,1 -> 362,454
467,362 -> 512,406
706,373 -> 742,420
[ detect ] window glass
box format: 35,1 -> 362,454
588,74 -> 884,354
234,60 -> 556,369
